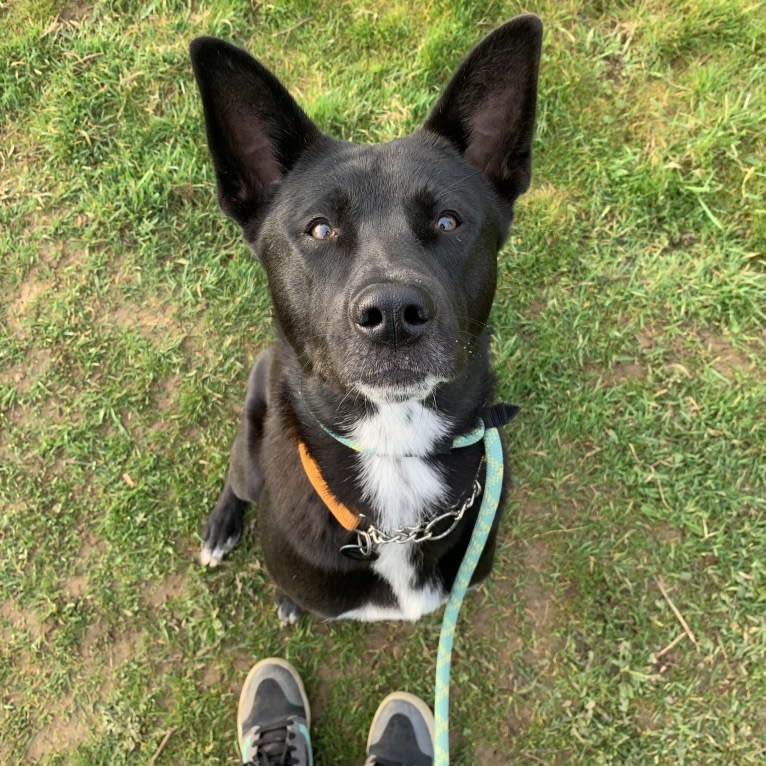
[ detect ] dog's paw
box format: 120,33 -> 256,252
200,498 -> 244,567
199,533 -> 240,567
275,592 -> 304,626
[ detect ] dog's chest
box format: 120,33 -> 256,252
349,401 -> 449,531
339,402 -> 450,621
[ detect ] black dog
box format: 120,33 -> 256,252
191,15 -> 541,623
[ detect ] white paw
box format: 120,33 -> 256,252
276,598 -> 303,626
199,536 -> 237,567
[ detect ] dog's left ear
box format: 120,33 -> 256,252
424,14 -> 542,205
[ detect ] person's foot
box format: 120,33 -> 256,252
237,658 -> 313,765
364,691 -> 434,765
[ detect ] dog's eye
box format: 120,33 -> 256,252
308,220 -> 338,240
436,212 -> 460,233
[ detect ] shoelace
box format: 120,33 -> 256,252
243,719 -> 303,766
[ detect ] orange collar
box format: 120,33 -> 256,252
297,440 -> 361,531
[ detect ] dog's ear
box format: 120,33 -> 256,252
424,14 -> 542,204
190,37 -> 322,225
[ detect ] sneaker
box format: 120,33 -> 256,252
364,691 -> 434,766
237,658 -> 313,766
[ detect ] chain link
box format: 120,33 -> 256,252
340,477 -> 483,559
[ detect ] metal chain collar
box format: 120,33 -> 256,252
340,461 -> 484,560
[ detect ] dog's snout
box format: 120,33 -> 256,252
351,282 -> 434,346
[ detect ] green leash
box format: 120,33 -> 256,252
434,406 -> 515,766
308,400 -> 517,764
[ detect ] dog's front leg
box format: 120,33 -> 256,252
200,482 -> 248,566
200,348 -> 273,567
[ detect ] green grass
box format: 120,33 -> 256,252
1,0 -> 765,763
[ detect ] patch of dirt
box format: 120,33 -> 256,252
600,360 -> 646,386
2,597 -> 93,762
77,527 -> 107,559
698,329 -> 754,379
61,574 -> 89,600
154,374 -> 182,413
59,1 -> 93,23
519,537 -> 561,666
57,529 -> 106,602
6,275 -> 52,340
200,664 -> 225,690
143,572 -> 189,609
474,741 -> 571,766
95,295 -> 183,343
599,324 -> 759,390
653,521 -> 684,546
363,621 -> 418,664
636,324 -> 663,351
5,237 -> 89,341
310,658 -> 345,723
479,489 -> 570,745
1,393 -> 74,444
19,604 -> 181,762
25,692 -> 93,762
79,621 -> 144,702
0,347 -> 53,396
0,599 -> 49,643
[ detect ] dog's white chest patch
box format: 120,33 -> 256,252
350,401 -> 449,531
338,543 -> 445,621
337,402 -> 450,621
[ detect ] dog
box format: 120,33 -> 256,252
190,14 -> 542,623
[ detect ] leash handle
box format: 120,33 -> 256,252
433,426 -> 505,765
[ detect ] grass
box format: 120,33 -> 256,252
1,0 -> 765,763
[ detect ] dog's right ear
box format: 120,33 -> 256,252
190,37 -> 322,226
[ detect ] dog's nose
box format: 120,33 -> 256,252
350,282 -> 435,346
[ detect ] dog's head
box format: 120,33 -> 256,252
191,16 -> 542,405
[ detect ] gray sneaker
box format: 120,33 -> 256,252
364,691 -> 434,766
237,658 -> 313,766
